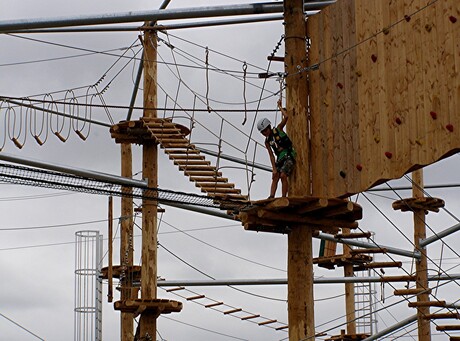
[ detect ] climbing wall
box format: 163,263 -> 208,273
307,0 -> 460,198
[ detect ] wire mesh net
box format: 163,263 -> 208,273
0,162 -> 230,209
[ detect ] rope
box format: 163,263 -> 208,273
241,62 -> 248,125
205,46 -> 211,113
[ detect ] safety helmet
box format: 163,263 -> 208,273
257,118 -> 271,132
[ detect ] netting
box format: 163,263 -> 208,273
0,162 -> 230,209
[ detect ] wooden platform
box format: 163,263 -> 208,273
313,253 -> 372,270
239,196 -> 362,234
392,197 -> 445,213
114,298 -> 182,317
100,265 -> 142,281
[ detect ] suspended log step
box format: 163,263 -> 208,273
394,288 -> 432,296
408,300 -> 446,308
437,325 -> 460,331
423,313 -> 460,320
239,196 -> 362,234
392,197 -> 445,213
114,298 -> 182,317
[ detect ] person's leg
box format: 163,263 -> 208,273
280,172 -> 288,197
270,172 -> 280,198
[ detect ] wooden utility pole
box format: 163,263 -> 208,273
138,27 -> 159,338
284,0 -> 314,339
120,143 -> 134,340
412,169 -> 431,341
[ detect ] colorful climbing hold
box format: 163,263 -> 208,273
339,171 -> 346,178
371,54 -> 378,63
336,82 -> 343,89
449,16 -> 457,24
404,15 -> 411,22
446,124 -> 454,132
385,151 -> 393,159
356,164 -> 363,171
430,111 -> 437,119
395,117 -> 402,125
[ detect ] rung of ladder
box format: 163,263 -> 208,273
224,308 -> 242,315
190,177 -> 228,182
158,138 -> 189,143
408,300 -> 446,308
437,325 -> 460,331
424,313 -> 460,320
186,294 -> 205,301
170,155 -> 205,160
241,314 -> 260,320
205,301 -> 223,308
201,188 -> 241,194
179,165 -> 217,171
166,286 -> 185,292
210,193 -> 247,200
149,128 -> 182,134
394,288 -> 431,296
165,149 -> 200,154
162,143 -> 193,148
276,325 -> 289,330
197,183 -> 235,188
174,160 -> 211,166
258,319 -> 277,326
185,171 -> 222,177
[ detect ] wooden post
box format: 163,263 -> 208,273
412,169 -> 431,341
284,0 -> 314,339
120,143 -> 134,341
139,27 -> 159,338
342,228 -> 356,335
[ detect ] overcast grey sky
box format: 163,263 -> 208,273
1,1 -> 460,340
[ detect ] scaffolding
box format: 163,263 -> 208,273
74,231 -> 103,341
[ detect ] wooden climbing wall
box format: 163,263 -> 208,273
307,0 -> 459,198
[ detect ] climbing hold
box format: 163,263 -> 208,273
339,170 -> 346,178
430,111 -> 437,119
385,151 -> 393,159
356,70 -> 362,77
336,82 -> 344,89
374,136 -> 380,143
425,24 -> 432,32
356,164 -> 363,171
449,16 -> 457,23
395,117 -> 402,125
404,15 -> 411,22
383,27 -> 390,35
371,54 -> 378,63
415,139 -> 422,146
446,124 -> 454,132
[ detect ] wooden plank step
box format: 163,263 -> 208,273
224,308 -> 242,315
190,177 -> 228,182
258,319 -> 277,326
197,183 -> 235,188
178,165 -> 217,171
170,155 -> 205,160
165,149 -> 200,154
423,313 -> 460,320
408,300 -> 446,308
437,325 -> 460,331
174,160 -> 211,166
211,193 -> 247,200
144,122 -> 176,128
158,138 -> 189,143
162,143 -> 194,148
149,128 -> 182,134
394,288 -> 431,296
201,188 -> 241,194
241,314 -> 260,320
184,171 -> 223,177
205,301 -> 223,308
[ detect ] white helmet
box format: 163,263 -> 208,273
257,118 -> 271,132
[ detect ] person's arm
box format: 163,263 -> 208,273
265,140 -> 277,173
277,99 -> 288,130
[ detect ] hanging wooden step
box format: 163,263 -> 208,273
437,325 -> 460,331
202,188 -> 241,194
114,298 -> 182,317
184,170 -> 222,177
190,176 -> 228,182
174,160 -> 211,166
178,165 -> 217,171
408,300 -> 446,308
165,149 -> 200,155
197,182 -> 236,188
171,154 -> 205,160
423,313 -> 460,320
394,288 -> 431,296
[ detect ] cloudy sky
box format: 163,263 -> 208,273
1,1 -> 460,340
